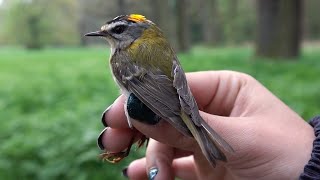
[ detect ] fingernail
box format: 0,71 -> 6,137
148,167 -> 158,180
122,167 -> 128,178
97,127 -> 108,150
101,105 -> 112,127
127,93 -> 161,125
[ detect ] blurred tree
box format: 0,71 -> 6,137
149,0 -> 170,34
235,0 -> 256,43
3,0 -> 313,49
225,0 -> 239,44
304,0 -> 320,40
200,0 -> 222,45
0,1 -> 5,45
148,0 -> 177,48
50,0 -> 79,46
214,0 -> 257,45
3,0 -> 78,49
77,0 -> 116,45
176,0 -> 190,52
5,0 -> 47,49
118,0 -> 127,15
256,0 -> 303,59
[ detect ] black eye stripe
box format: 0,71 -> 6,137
111,25 -> 127,34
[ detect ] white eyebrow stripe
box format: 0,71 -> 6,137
113,15 -> 121,20
101,21 -> 127,31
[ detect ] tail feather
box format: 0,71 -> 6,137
198,127 -> 227,164
201,120 -> 235,154
187,124 -> 227,167
180,112 -> 229,167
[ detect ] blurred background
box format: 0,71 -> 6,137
0,0 -> 320,179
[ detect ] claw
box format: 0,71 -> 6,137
100,151 -> 129,163
100,131 -> 148,163
100,136 -> 134,163
137,135 -> 148,148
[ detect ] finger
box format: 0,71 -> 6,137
102,95 -> 130,128
125,158 -> 148,180
98,127 -> 143,152
132,119 -> 198,152
172,156 -> 197,180
199,110 -> 258,160
186,71 -> 250,116
193,151 -> 227,179
126,154 -> 197,180
103,96 -> 198,152
145,139 -> 175,180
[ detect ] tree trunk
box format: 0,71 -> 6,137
149,0 -> 176,45
149,0 -> 163,26
256,0 -> 303,59
200,0 -> 222,45
149,0 -> 169,33
226,0 -> 238,44
176,0 -> 190,52
304,0 -> 320,40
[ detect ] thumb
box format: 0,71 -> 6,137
199,111 -> 253,159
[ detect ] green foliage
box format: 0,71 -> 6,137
3,0 -> 79,49
0,46 -> 320,179
0,47 -> 143,179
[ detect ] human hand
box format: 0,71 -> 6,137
99,71 -> 314,180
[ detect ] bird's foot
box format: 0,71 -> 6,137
100,132 -> 148,163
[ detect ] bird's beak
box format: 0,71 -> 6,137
84,31 -> 106,37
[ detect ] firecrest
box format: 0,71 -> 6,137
85,14 -> 233,167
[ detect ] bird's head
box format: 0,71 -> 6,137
85,14 -> 161,52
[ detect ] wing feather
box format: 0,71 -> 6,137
115,60 -> 192,136
172,59 -> 234,153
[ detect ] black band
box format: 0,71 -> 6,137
300,116 -> 320,180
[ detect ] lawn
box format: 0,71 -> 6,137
0,46 -> 319,179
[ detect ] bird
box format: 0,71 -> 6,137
85,14 -> 233,167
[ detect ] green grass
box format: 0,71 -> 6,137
0,46 -> 320,179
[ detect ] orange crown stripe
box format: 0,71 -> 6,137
128,14 -> 146,22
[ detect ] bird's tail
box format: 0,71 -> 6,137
198,124 -> 227,166
180,112 -> 233,167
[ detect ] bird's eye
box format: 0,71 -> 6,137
112,25 -> 127,34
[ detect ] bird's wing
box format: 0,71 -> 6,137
113,57 -> 191,136
172,58 -> 234,153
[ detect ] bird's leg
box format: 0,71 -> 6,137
100,134 -> 135,163
137,134 -> 149,148
100,131 -> 148,163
